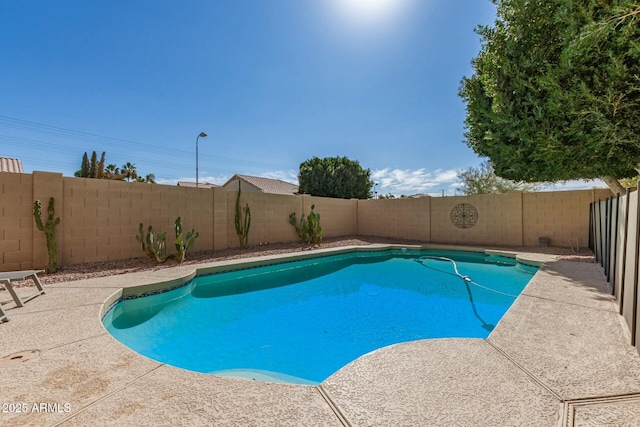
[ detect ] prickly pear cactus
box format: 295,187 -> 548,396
289,204 -> 323,244
136,223 -> 168,263
174,216 -> 199,264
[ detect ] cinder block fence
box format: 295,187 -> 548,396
0,171 -> 610,272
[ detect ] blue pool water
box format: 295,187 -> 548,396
103,249 -> 537,385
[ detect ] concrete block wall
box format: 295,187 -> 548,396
358,189 -> 608,248
212,187 -> 228,250
226,190 -> 300,248
0,171 -> 611,272
523,189 -> 611,248
358,198 -> 426,240
33,172 -> 64,269
0,172 -> 35,271
223,192 -> 358,248
431,192 -> 523,246
306,196 -> 357,238
61,178 -> 214,265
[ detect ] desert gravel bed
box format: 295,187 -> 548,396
6,236 -> 595,288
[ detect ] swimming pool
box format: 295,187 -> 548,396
103,248 -> 538,385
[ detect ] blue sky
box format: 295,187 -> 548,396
0,0 -> 604,196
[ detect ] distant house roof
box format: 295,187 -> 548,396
223,174 -> 299,195
177,181 -> 218,188
0,157 -> 24,173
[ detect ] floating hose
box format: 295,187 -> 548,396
415,256 -> 519,298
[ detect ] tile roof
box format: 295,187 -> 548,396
177,181 -> 218,188
0,157 -> 24,173
225,174 -> 298,195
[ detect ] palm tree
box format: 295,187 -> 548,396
105,163 -> 119,174
104,164 -> 124,180
121,162 -> 138,182
144,173 -> 156,184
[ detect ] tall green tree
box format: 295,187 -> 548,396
75,151 -> 107,178
74,152 -> 91,178
89,151 -> 98,178
298,156 -> 373,199
96,151 -> 106,179
457,160 -> 541,195
74,152 -> 151,181
459,0 -> 640,194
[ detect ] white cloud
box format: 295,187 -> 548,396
155,178 -> 178,185
260,170 -> 299,184
370,168 -> 610,197
434,169 -> 458,182
157,168 -> 608,197
155,170 -> 298,187
371,167 -> 460,196
541,179 -> 608,191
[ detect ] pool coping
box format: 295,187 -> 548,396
2,244 -> 640,426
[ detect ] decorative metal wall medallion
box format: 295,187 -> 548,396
450,203 -> 478,229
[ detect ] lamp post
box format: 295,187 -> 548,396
373,182 -> 378,199
196,132 -> 207,188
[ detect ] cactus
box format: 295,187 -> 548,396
136,223 -> 169,263
33,197 -> 60,273
289,204 -> 323,244
234,181 -> 251,249
174,217 -> 199,264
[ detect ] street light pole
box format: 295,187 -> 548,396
196,132 -> 207,188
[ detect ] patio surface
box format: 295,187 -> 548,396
1,245 -> 640,426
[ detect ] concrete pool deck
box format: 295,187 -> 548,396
1,245 -> 640,426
